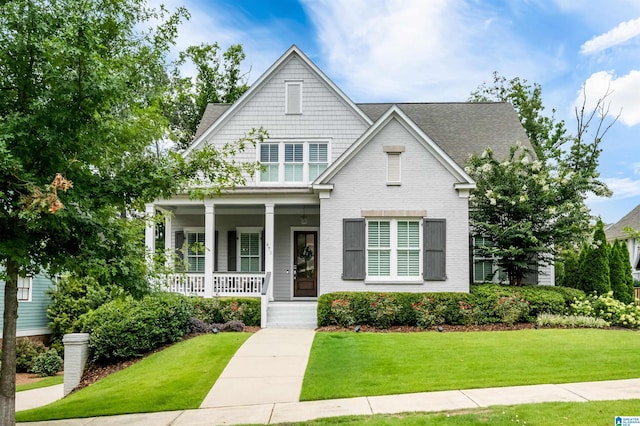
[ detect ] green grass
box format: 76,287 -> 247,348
270,399 -> 640,425
16,333 -> 249,422
16,375 -> 64,392
301,329 -> 640,400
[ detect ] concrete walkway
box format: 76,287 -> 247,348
200,328 -> 316,408
16,384 -> 64,412
16,329 -> 640,425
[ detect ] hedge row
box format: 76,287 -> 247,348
189,297 -> 260,326
317,284 -> 585,328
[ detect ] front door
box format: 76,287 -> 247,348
293,231 -> 317,297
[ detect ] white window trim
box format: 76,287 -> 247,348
183,227 -> 206,273
236,227 -> 263,272
365,218 -> 422,283
257,140 -> 331,185
285,81 -> 303,115
17,276 -> 32,303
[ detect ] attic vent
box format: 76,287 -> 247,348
384,145 -> 405,185
286,81 -> 302,114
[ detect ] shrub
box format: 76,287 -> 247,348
16,339 -> 46,373
189,318 -> 212,334
329,298 -> 355,327
368,293 -> 400,328
579,220 -> 611,295
536,313 -> 610,329
494,293 -> 530,326
32,349 -> 63,377
412,297 -> 446,329
189,297 -> 260,326
83,292 -> 193,364
458,300 -> 484,325
570,291 -> 640,329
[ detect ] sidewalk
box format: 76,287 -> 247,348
16,328 -> 640,425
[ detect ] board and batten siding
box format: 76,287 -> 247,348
319,117 -> 471,294
0,273 -> 52,338
198,55 -> 370,183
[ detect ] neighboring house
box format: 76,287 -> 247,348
144,45 -> 550,326
0,274 -> 53,341
605,203 -> 640,281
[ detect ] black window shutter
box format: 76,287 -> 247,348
228,230 -> 237,272
175,231 -> 185,260
343,218 -> 365,280
261,230 -> 265,272
423,219 -> 446,281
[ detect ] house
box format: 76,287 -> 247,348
144,45 -> 546,327
0,274 -> 53,342
605,203 -> 640,281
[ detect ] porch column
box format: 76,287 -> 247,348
144,203 -> 155,266
265,203 -> 275,301
164,211 -> 173,268
204,201 -> 215,298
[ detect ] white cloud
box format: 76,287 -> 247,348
300,0 -> 544,102
580,16 -> 640,54
596,177 -> 640,201
576,70 -> 640,127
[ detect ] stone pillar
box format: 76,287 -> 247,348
63,333 -> 90,396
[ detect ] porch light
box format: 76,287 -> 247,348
300,205 -> 308,225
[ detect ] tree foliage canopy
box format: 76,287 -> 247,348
0,0 -> 261,420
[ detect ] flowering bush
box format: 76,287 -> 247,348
369,293 -> 400,329
536,313 -> 610,329
494,292 -> 530,326
458,301 -> 483,326
412,297 -> 446,329
330,298 -> 355,327
570,292 -> 640,329
220,301 -> 246,322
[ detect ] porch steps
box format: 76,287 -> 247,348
266,301 -> 318,329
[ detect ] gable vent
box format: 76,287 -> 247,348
286,81 -> 302,114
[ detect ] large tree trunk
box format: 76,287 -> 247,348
0,258 -> 19,425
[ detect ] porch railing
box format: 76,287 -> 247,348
164,273 -> 264,297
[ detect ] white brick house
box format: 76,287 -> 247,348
144,45 -> 543,327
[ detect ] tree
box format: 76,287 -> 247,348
470,74 -> 616,248
559,248 -> 580,289
164,43 -> 249,149
616,240 -> 635,303
0,0 -> 262,422
609,240 -> 627,302
579,220 -> 610,295
467,144 -> 589,285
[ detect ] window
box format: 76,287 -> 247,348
309,143 -> 328,180
472,236 -> 505,282
258,141 -> 329,184
238,228 -> 262,272
186,231 -> 205,273
367,219 -> 421,280
17,276 -> 32,302
285,81 -> 302,114
260,143 -> 279,182
284,143 -> 304,182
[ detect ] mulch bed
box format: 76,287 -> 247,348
316,323 -> 537,333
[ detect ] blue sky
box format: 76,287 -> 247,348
157,0 -> 640,225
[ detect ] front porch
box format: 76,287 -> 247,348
144,194 -> 321,327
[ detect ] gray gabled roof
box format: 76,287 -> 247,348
605,204 -> 640,241
194,104 -> 232,140
356,102 -> 530,168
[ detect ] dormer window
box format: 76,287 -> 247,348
285,81 -> 302,114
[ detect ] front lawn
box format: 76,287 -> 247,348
17,375 -> 64,392
273,399 -> 640,425
16,333 -> 249,422
301,329 -> 640,400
